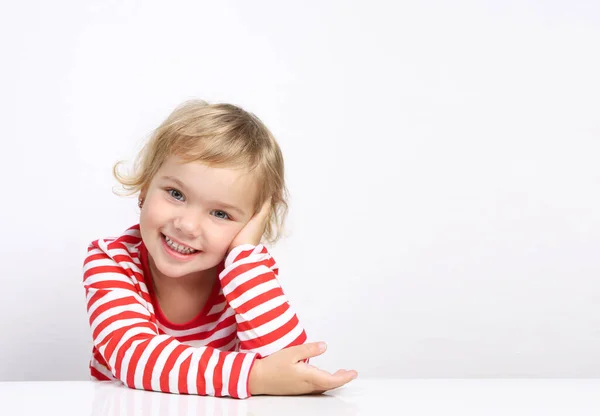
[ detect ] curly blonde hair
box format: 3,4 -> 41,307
113,100 -> 289,244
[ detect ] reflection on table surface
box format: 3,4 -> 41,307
90,381 -> 358,416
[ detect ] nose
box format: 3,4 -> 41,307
173,209 -> 203,238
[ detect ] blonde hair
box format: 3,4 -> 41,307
113,100 -> 289,245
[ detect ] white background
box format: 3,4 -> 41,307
1,0 -> 599,381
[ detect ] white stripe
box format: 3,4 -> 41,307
91,303 -> 150,335
85,247 -> 145,281
157,308 -> 234,337
237,306 -> 295,342
84,261 -> 149,295
87,288 -> 147,318
186,350 -> 202,394
104,326 -> 156,371
207,301 -> 227,316
220,353 -> 236,397
228,279 -> 280,310
95,318 -> 154,347
168,349 -> 195,394
99,246 -> 138,261
223,244 -> 255,269
84,271 -> 135,288
91,359 -> 115,380
224,250 -> 273,274
244,322 -> 305,358
236,354 -> 256,398
203,349 -> 219,396
84,254 -> 139,271
180,320 -> 235,348
235,295 -> 287,323
118,338 -> 148,385
133,335 -> 170,389
85,247 -> 104,256
204,324 -> 237,345
220,337 -> 237,352
122,228 -> 141,237
150,339 -> 179,391
222,265 -> 272,295
83,256 -> 115,270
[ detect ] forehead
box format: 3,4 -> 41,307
155,156 -> 258,208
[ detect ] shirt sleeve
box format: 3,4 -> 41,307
219,244 -> 308,358
83,243 -> 258,398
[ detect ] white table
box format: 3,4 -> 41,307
1,379 -> 599,415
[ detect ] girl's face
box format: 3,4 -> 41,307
139,156 -> 258,280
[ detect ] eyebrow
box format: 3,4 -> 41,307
160,175 -> 247,216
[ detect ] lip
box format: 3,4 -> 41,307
160,233 -> 202,261
162,233 -> 200,250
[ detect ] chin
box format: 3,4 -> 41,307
155,255 -> 220,279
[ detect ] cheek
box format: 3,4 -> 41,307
140,194 -> 169,228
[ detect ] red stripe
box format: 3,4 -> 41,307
84,253 -> 110,265
236,287 -> 284,314
226,272 -> 277,304
112,332 -> 153,380
237,302 -> 289,332
100,322 -> 155,355
212,351 -> 226,396
113,254 -> 141,263
87,280 -> 137,291
102,325 -> 131,357
89,295 -> 139,326
125,338 -> 151,387
86,290 -> 106,311
176,315 -> 236,343
288,329 -> 307,348
84,265 -> 134,279
90,366 -> 111,381
107,235 -> 140,248
159,344 -> 189,392
232,247 -> 254,263
196,348 -> 213,396
240,314 -> 299,350
220,261 -> 256,288
206,331 -> 237,350
142,337 -> 172,390
228,354 -> 245,399
93,310 -> 151,341
178,354 -> 193,394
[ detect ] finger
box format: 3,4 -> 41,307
306,366 -> 357,391
290,342 -> 327,362
257,197 -> 272,219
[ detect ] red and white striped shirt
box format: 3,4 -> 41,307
82,224 -> 307,398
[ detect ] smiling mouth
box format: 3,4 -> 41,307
161,233 -> 200,255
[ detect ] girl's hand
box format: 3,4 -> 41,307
229,198 -> 272,251
248,342 -> 358,396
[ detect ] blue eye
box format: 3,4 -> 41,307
167,188 -> 185,201
211,210 -> 230,220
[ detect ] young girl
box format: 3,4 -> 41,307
82,100 -> 357,398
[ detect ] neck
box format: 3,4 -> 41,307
148,258 -> 217,295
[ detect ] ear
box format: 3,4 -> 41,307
138,187 -> 148,209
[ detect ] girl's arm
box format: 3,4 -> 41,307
219,244 -> 307,358
83,243 -> 258,398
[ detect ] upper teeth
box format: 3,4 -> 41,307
165,236 -> 197,254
